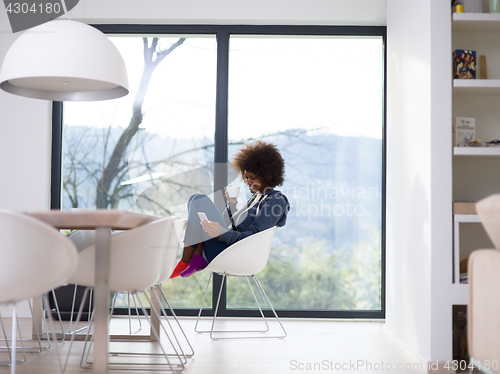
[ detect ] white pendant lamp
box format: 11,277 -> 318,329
0,20 -> 129,101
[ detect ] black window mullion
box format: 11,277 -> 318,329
212,29 -> 230,315
51,101 -> 63,210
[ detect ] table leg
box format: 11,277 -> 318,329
31,297 -> 43,340
149,286 -> 160,342
93,227 -> 111,374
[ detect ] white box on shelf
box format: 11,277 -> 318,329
453,117 -> 476,147
463,0 -> 483,13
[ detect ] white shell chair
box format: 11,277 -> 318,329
149,219 -> 194,360
0,209 -> 78,374
64,217 -> 185,372
66,229 -> 145,336
194,226 -> 287,340
63,230 -> 96,335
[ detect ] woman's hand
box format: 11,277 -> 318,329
201,220 -> 223,238
224,190 -> 238,206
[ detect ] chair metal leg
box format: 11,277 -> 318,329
104,286 -> 191,367
194,272 -> 213,334
0,307 -> 29,366
41,294 -> 64,373
149,286 -> 192,359
0,307 -> 27,369
153,285 -> 194,357
68,285 -> 92,335
100,291 -> 181,372
63,287 -> 91,372
253,275 -> 287,339
209,273 -> 226,340
25,299 -> 45,352
196,272 -> 287,340
62,287 -> 95,371
50,290 -> 66,341
2,298 -> 50,356
4,304 -> 29,373
10,304 -> 17,374
141,290 -> 186,369
68,288 -> 183,372
127,292 -> 143,335
0,311 -> 14,367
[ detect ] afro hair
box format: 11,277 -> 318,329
231,140 -> 285,188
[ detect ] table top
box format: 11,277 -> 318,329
25,209 -> 158,230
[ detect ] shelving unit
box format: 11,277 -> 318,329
453,147 -> 500,157
451,13 -> 500,309
453,79 -> 500,95
453,214 -> 480,283
452,12 -> 500,32
451,214 -> 477,306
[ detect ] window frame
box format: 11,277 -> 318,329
51,24 -> 386,319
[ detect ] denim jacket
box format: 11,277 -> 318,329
218,189 -> 289,246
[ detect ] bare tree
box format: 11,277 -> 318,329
95,37 -> 186,208
62,36 -> 330,211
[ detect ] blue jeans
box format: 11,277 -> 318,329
184,194 -> 230,263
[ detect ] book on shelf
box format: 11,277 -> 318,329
453,49 -> 476,79
453,201 -> 477,214
452,117 -> 475,147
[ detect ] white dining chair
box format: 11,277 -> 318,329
149,218 -> 194,359
63,229 -> 144,336
194,226 -> 287,340
63,216 -> 185,372
0,209 -> 78,374
59,230 -> 96,336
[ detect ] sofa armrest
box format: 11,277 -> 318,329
468,249 -> 500,373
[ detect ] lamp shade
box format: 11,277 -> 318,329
0,20 -> 129,101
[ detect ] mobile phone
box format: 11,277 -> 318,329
198,212 -> 209,222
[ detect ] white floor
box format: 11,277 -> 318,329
0,317 -> 427,374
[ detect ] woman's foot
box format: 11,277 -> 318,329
170,259 -> 189,278
180,254 -> 208,277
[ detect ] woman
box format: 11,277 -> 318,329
170,140 -> 289,278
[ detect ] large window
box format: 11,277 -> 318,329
54,25 -> 385,318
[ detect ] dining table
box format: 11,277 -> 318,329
25,209 -> 160,374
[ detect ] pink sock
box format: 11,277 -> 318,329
180,254 -> 208,278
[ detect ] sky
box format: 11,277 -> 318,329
64,34 -> 384,141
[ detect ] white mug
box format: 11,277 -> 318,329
226,185 -> 240,198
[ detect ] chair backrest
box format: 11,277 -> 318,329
477,194 -> 500,250
205,226 -> 277,276
68,217 -> 174,292
157,218 -> 187,284
0,209 -> 78,303
68,229 -> 96,251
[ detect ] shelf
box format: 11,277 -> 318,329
453,214 -> 481,286
453,79 -> 500,96
453,147 -> 500,157
453,213 -> 480,223
453,12 -> 500,33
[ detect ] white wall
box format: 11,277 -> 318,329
0,11 -> 52,317
0,11 -> 51,212
65,0 -> 387,25
385,0 -> 452,365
